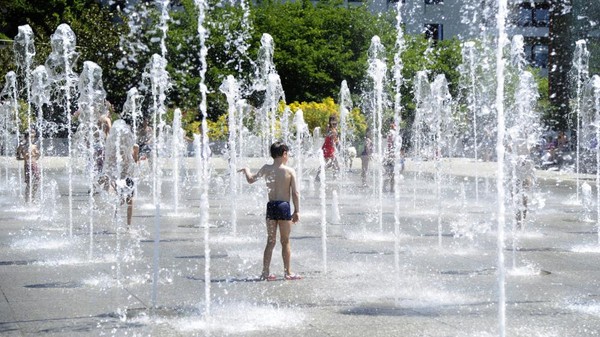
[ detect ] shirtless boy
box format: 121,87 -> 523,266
238,142 -> 301,281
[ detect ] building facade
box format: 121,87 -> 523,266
343,0 -> 600,126
347,0 -> 552,71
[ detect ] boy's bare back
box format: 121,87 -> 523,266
258,164 -> 297,202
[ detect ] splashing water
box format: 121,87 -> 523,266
495,0 -> 509,334
76,61 -> 106,260
194,0 -> 212,317
366,36 -> 387,233
582,75 -> 600,243
142,53 -> 169,309
1,72 -> 21,195
31,65 -> 51,204
338,80 -> 353,176
332,190 -> 341,224
45,24 -> 79,237
219,75 -> 239,235
392,0 -> 406,295
571,40 -> 590,202
319,149 -> 327,273
431,74 -> 453,246
171,108 -> 186,215
14,25 -> 36,203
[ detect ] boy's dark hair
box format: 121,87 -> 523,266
270,141 -> 289,158
23,129 -> 38,143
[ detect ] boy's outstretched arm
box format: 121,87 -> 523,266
238,166 -> 264,184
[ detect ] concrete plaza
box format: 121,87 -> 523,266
0,156 -> 599,336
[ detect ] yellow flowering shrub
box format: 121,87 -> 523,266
185,114 -> 228,141
288,98 -> 367,140
180,97 -> 367,143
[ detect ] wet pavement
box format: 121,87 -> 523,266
0,156 -> 599,336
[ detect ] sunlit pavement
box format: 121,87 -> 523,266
0,156 -> 599,336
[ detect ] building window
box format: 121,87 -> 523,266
532,44 -> 548,68
517,6 -> 533,26
514,2 -> 550,27
524,43 -> 548,68
425,0 -> 443,4
534,5 -> 549,26
424,24 -> 443,41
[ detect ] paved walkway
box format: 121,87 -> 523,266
0,156 -> 599,336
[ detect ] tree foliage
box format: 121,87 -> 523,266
0,0 -> 465,139
0,0 -> 126,105
251,0 -> 395,103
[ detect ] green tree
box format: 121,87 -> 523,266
0,0 -> 469,138
165,0 -> 255,121
251,0 -> 395,103
0,0 -> 127,106
67,5 -> 127,106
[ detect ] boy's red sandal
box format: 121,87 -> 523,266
261,274 -> 277,281
284,274 -> 302,280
